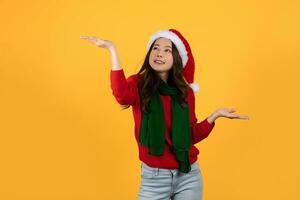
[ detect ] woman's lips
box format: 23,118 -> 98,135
154,60 -> 165,64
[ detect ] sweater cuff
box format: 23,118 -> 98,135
110,68 -> 126,92
204,117 -> 215,130
111,68 -> 123,72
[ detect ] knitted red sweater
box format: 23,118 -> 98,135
110,69 -> 215,169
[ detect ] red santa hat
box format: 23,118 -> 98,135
146,29 -> 199,93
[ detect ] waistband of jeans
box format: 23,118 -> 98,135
141,161 -> 199,171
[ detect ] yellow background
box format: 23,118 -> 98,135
1,0 -> 299,199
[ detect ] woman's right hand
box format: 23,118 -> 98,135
80,35 -> 121,70
80,36 -> 115,49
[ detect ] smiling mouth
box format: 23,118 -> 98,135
154,60 -> 165,64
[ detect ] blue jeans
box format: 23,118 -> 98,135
137,161 -> 203,200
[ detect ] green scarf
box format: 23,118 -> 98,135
139,78 -> 192,173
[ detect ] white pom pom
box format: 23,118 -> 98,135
189,83 -> 199,93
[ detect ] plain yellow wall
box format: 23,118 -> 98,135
1,0 -> 299,199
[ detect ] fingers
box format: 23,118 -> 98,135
80,36 -> 97,41
80,36 -> 94,40
80,36 -> 101,47
230,114 -> 250,120
227,108 -> 250,119
241,115 -> 250,120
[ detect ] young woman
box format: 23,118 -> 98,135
80,29 -> 250,200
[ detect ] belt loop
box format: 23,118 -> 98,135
154,168 -> 159,176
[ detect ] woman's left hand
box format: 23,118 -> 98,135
207,108 -> 250,124
216,108 -> 250,120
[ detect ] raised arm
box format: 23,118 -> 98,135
80,35 -> 138,106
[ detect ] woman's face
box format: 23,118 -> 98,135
149,37 -> 174,73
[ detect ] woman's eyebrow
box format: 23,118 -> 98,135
154,44 -> 172,49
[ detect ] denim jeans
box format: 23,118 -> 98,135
137,161 -> 203,200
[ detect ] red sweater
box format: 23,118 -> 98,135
110,69 -> 215,169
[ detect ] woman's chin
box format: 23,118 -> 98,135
150,64 -> 171,72
152,68 -> 165,73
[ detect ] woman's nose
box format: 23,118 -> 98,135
156,50 -> 163,57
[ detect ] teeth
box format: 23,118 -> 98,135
155,60 -> 164,64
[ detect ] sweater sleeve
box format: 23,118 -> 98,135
110,68 -> 138,106
188,88 -> 215,145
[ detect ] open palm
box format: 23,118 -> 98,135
217,108 -> 250,120
80,35 -> 114,49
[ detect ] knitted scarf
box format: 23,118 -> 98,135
139,78 -> 192,173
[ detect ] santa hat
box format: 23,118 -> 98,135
146,29 -> 199,93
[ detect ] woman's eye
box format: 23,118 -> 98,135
165,49 -> 171,52
153,47 -> 158,50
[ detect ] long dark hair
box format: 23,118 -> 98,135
121,39 -> 190,113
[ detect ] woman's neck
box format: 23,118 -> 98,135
157,71 -> 169,83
